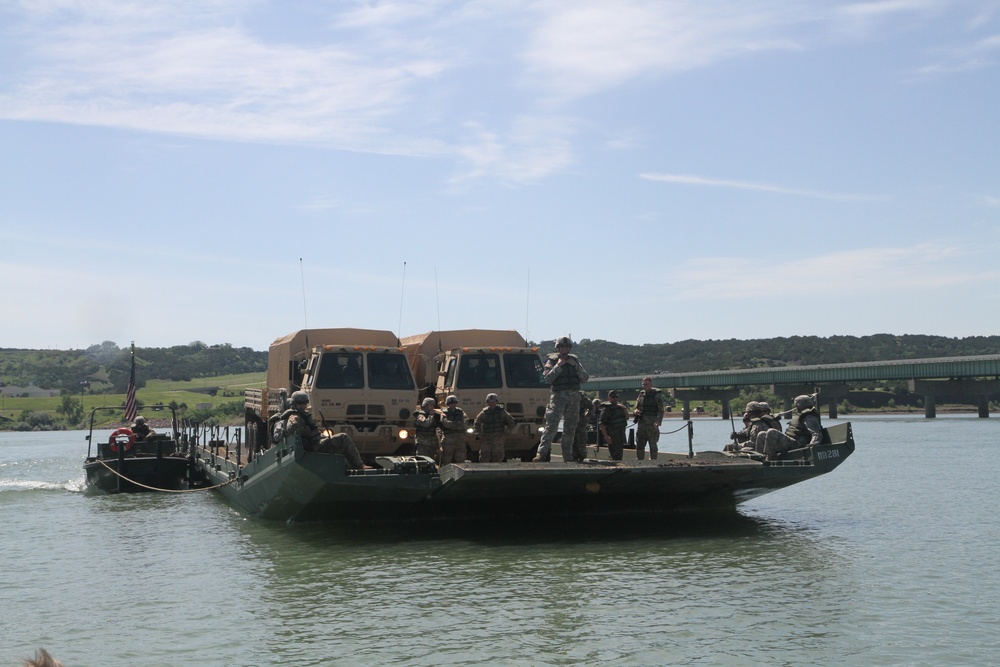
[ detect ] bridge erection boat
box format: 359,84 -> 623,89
191,422 -> 855,522
84,405 -> 193,494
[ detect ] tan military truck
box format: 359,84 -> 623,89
244,328 -> 418,463
401,329 -> 549,461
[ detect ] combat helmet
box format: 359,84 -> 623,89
291,391 -> 310,406
555,336 -> 573,349
793,394 -> 815,411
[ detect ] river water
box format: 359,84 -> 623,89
1,416 -> 998,666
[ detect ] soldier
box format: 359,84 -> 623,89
571,391 -> 591,462
274,391 -> 365,469
731,401 -> 770,452
439,394 -> 469,465
534,336 -> 590,462
473,392 -> 515,462
633,376 -> 665,460
760,394 -> 823,460
758,401 -> 782,431
589,397 -> 602,444
599,390 -> 630,461
132,415 -> 154,441
413,396 -> 441,461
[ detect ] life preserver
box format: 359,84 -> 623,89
109,428 -> 136,453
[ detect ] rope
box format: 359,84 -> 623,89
95,458 -> 235,493
659,421 -> 690,435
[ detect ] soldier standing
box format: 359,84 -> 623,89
473,392 -> 515,462
534,336 -> 590,462
571,391 -> 591,462
275,391 -> 365,469
413,397 -> 441,461
439,394 -> 469,464
599,390 -> 629,461
633,376 -> 665,460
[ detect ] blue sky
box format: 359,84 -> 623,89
1,0 -> 998,351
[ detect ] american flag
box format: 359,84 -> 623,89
124,344 -> 137,423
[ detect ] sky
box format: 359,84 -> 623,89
1,0 -> 998,352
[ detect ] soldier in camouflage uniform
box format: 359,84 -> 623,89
599,390 -> 629,461
275,391 -> 365,469
413,396 -> 441,461
439,394 -> 469,465
633,376 -> 665,460
760,394 -> 823,460
534,336 -> 590,462
729,401 -> 770,452
473,393 -> 515,462
571,391 -> 591,462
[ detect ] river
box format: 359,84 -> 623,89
1,415 -> 998,666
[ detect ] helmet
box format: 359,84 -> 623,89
486,393 -> 500,402
608,390 -> 619,398
758,402 -> 771,413
291,391 -> 310,405
446,395 -> 459,405
135,416 -> 146,425
421,397 -> 436,409
744,401 -> 760,413
794,394 -> 814,410
555,336 -> 573,348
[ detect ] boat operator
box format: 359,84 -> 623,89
274,391 -> 366,469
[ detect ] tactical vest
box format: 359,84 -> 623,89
601,403 -> 629,430
478,406 -> 509,435
637,389 -> 661,417
414,409 -> 438,438
549,355 -> 583,392
440,407 -> 467,432
279,407 -> 321,448
785,408 -> 819,446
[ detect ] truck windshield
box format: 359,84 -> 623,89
457,353 -> 502,389
505,354 -> 547,388
368,353 -> 415,390
315,352 -> 364,389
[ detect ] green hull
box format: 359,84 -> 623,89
194,423 -> 855,522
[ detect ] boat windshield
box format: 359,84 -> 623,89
367,353 -> 415,390
504,354 -> 547,388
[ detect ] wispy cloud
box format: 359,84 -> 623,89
640,172 -> 891,202
912,33 -> 1000,76
670,243 -> 997,300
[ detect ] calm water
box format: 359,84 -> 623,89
2,416 -> 998,666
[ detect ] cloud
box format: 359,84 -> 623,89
670,243 -> 996,300
640,172 -> 891,202
911,32 -> 1000,76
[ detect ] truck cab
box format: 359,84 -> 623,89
245,329 -> 418,463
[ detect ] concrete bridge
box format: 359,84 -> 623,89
582,355 -> 1000,419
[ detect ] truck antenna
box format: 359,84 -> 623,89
299,258 -> 308,329
434,265 -> 442,331
398,261 -> 407,341
525,266 -> 530,341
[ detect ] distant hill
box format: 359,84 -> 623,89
0,341 -> 266,396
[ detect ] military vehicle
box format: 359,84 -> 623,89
401,329 -> 549,461
244,329 -> 418,463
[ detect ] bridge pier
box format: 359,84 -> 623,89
909,379 -> 1000,418
673,388 -> 739,419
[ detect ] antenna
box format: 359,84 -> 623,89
299,258 -> 308,328
398,261 -> 407,337
525,266 -> 530,341
434,266 -> 441,330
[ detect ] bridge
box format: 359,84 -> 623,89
582,355 -> 1000,419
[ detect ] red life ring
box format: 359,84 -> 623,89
109,428 -> 136,453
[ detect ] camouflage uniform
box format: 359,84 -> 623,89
761,397 -> 823,460
599,398 -> 629,461
571,392 -> 591,462
633,386 -> 665,460
413,406 -> 441,461
280,407 -> 365,469
474,403 -> 515,463
535,343 -> 589,462
439,405 -> 469,465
